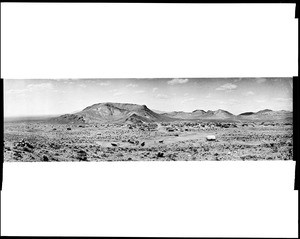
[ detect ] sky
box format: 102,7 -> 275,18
4,78 -> 293,117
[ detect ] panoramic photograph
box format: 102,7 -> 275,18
3,77 -> 293,162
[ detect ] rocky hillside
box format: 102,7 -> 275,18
52,102 -> 173,124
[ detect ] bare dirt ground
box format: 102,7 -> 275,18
4,121 -> 293,162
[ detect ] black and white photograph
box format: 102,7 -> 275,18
1,3 -> 298,238
4,77 -> 293,162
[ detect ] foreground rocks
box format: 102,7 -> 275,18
3,120 -> 293,162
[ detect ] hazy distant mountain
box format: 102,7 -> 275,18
239,112 -> 254,116
238,109 -> 292,120
151,109 -> 168,114
256,109 -> 273,114
192,109 -> 206,115
204,109 -> 234,118
52,102 -> 173,124
162,109 -> 234,120
161,111 -> 193,119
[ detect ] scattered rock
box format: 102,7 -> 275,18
23,147 -> 33,153
128,139 -> 135,144
286,140 -> 292,146
42,155 -> 49,161
77,150 -> 88,161
157,152 -> 164,157
25,142 -> 34,149
141,142 -> 145,146
13,151 -> 22,159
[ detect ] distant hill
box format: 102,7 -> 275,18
162,109 -> 235,120
256,109 -> 273,114
205,109 -> 234,118
238,109 -> 292,121
51,102 -> 174,124
239,112 -> 254,116
161,111 -> 193,119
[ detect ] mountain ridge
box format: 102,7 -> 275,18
52,102 -> 174,124
50,102 -> 292,124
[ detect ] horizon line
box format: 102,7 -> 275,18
4,105 -> 293,119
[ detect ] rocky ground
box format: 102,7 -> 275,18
3,120 -> 293,162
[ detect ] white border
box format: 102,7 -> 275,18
1,3 -> 298,237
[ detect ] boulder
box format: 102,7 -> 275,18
23,147 -> 33,153
128,139 -> 135,144
157,152 -> 164,157
25,142 -> 34,149
42,155 -> 49,161
77,150 -> 87,161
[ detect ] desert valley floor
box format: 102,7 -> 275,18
4,120 -> 293,162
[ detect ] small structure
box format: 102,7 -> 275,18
206,135 -> 216,141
